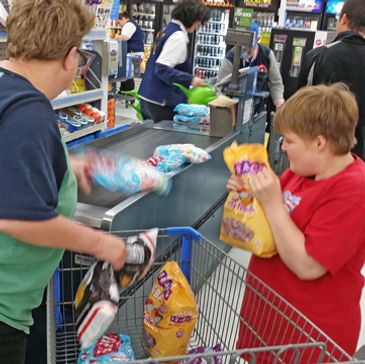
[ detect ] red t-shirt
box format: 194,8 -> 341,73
237,156 -> 365,359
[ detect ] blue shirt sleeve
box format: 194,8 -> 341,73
0,95 -> 67,221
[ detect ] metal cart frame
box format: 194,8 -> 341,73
46,227 -> 356,364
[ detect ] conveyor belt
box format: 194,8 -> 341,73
74,125 -> 220,209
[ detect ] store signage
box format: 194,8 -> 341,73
286,0 -> 323,13
243,0 -> 272,8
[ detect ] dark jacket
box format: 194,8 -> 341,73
297,32 -> 365,159
139,22 -> 192,108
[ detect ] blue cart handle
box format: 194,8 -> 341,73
165,227 -> 201,240
165,227 -> 201,283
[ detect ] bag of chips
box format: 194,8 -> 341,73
220,143 -> 277,257
143,261 -> 198,358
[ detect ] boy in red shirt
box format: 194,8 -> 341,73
228,83 -> 365,361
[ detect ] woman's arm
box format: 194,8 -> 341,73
0,215 -> 127,270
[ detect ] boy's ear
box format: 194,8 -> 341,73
316,135 -> 327,151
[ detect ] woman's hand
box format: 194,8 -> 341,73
191,77 -> 204,87
248,167 -> 282,210
226,175 -> 245,192
70,156 -> 93,195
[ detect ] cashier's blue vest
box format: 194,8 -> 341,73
138,22 -> 191,108
127,18 -> 144,53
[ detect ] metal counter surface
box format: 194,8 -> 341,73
75,124 -> 220,209
72,122 -> 232,231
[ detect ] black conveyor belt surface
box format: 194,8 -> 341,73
74,126 -> 220,209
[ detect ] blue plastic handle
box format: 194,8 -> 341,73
165,227 -> 201,240
166,227 -> 201,282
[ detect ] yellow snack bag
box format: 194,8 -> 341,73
220,142 -> 277,257
143,261 -> 198,358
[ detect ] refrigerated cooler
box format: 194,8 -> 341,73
131,1 -> 156,47
270,27 -> 335,98
279,0 -> 324,30
321,0 -> 344,30
161,1 -> 176,29
234,0 -> 280,47
193,6 -> 232,81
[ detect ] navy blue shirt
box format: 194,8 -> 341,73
0,67 -> 67,221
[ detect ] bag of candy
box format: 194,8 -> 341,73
173,114 -> 203,125
75,229 -> 158,348
77,333 -> 135,363
185,344 -> 222,364
220,143 -> 277,257
154,144 -> 211,165
85,149 -> 172,196
173,104 -> 209,117
143,261 -> 198,358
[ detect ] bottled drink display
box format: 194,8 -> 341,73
132,3 -> 156,46
194,9 -> 230,80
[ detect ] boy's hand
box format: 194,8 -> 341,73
248,167 -> 282,209
226,175 -> 245,192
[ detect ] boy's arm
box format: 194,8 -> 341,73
0,215 -> 127,270
249,168 -> 327,280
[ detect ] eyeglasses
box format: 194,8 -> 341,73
77,48 -> 89,67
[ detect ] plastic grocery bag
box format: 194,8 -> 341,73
143,261 -> 198,358
220,143 -> 277,257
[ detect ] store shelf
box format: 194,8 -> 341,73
194,66 -> 220,71
197,43 -> 224,47
196,54 -> 223,59
51,89 -> 103,110
141,28 -> 154,32
62,122 -> 105,143
198,31 -> 226,36
84,28 -> 107,40
207,20 -> 227,24
133,12 -> 155,17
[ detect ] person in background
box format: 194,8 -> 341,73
217,21 -> 284,115
138,0 -> 210,123
297,0 -> 365,159
116,11 -> 145,93
0,1 -> 128,363
227,83 -> 365,357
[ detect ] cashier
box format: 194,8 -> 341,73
217,21 -> 284,114
138,0 -> 210,123
116,11 -> 145,93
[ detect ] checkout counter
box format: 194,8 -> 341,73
73,28 -> 265,239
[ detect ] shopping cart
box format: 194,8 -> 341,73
46,227 -> 358,364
